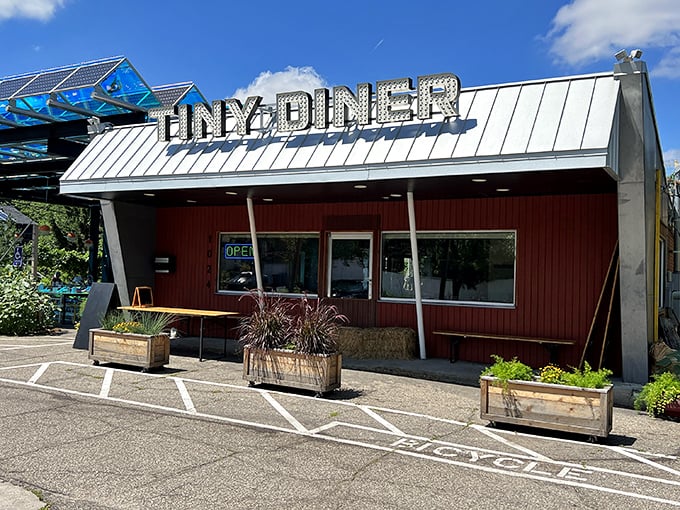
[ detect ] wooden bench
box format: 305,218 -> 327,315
432,331 -> 576,364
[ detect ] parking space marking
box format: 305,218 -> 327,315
99,368 -> 114,398
261,391 -> 307,432
173,377 -> 197,414
0,342 -> 72,351
360,406 -> 405,435
1,359 -> 679,506
27,362 -> 50,384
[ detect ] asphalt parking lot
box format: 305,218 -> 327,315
1,331 -> 679,509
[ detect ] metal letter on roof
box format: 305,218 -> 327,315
177,104 -> 192,140
225,96 -> 263,135
193,100 -> 227,138
148,106 -> 176,141
276,91 -> 312,132
332,83 -> 372,127
376,77 -> 414,123
417,73 -> 461,120
314,88 -> 329,129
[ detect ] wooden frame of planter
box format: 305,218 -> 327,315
88,328 -> 170,371
242,346 -> 341,395
480,376 -> 613,438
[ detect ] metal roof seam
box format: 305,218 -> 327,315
523,82 -> 547,154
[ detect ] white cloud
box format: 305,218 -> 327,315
232,66 -> 328,105
664,149 -> 680,173
546,0 -> 680,71
0,0 -> 66,21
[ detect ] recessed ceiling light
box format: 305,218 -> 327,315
143,193 -> 155,197
262,198 -> 273,202
225,191 -> 237,196
354,184 -> 367,189
496,188 -> 510,192
390,193 -> 402,198
187,199 -> 197,203
472,178 -> 487,183
382,196 -> 390,200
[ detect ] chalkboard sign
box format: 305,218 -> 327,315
72,282 -> 119,350
132,286 -> 153,307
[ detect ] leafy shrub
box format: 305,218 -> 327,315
0,268 -> 55,335
481,355 -> 534,382
634,372 -> 680,417
482,355 -> 612,389
555,362 -> 612,388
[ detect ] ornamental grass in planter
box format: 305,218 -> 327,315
479,355 -> 614,438
88,310 -> 175,371
239,292 -> 348,395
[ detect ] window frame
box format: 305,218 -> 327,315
215,231 -> 320,297
379,229 -> 517,308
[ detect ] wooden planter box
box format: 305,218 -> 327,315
242,346 -> 342,395
88,328 -> 170,371
480,376 -> 613,438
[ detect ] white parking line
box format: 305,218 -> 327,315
99,368 -> 114,398
27,363 -> 50,384
0,342 -> 72,351
261,391 -> 307,432
173,378 -> 197,414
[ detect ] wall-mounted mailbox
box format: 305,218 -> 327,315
154,255 -> 176,274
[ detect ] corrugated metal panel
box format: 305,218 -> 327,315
476,85 -> 521,156
554,78 -> 595,151
582,77 -> 620,149
62,73 -> 620,188
526,81 -> 569,153
501,83 -> 545,155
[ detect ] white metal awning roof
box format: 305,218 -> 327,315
60,72 -> 620,198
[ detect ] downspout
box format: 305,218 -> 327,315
246,197 -> 264,294
654,169 -> 661,342
407,191 -> 426,359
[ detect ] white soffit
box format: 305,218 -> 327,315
61,73 -> 620,194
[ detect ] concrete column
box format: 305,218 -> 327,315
616,64 -> 655,384
100,200 -> 156,306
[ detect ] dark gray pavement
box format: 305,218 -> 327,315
0,329 -> 668,509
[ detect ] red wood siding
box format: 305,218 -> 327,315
154,193 -> 618,367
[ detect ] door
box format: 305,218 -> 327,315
327,233 -> 373,299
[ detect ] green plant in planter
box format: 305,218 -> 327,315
481,355 -> 534,383
100,309 -> 174,335
481,355 -> 612,389
634,372 -> 680,417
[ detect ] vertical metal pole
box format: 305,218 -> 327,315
654,169 -> 661,342
31,224 -> 38,280
246,197 -> 264,293
407,191 -> 426,359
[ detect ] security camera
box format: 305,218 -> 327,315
614,49 -> 628,62
630,49 -> 643,60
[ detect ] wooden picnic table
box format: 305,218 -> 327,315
119,306 -> 240,361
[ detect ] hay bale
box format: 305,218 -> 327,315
337,326 -> 417,359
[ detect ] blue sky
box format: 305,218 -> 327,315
1,0 -> 679,172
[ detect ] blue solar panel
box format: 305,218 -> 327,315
0,76 -> 35,100
153,85 -> 187,106
15,68 -> 75,97
58,60 -> 120,90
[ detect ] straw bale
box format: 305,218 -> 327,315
337,326 -> 417,359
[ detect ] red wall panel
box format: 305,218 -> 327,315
154,192 -> 618,367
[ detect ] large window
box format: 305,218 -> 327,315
217,234 -> 319,295
381,231 -> 515,305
